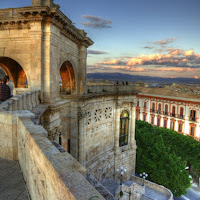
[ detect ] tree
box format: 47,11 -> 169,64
135,120 -> 191,197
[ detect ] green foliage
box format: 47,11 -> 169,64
135,120 -> 197,197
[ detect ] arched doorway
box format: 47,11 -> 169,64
0,57 -> 28,88
60,61 -> 76,94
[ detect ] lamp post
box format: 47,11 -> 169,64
116,166 -> 127,185
140,172 -> 148,186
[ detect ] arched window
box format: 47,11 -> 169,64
158,103 -> 161,114
180,107 -> 184,119
151,102 -> 155,112
165,105 -> 168,115
172,106 -> 176,117
119,110 -> 129,147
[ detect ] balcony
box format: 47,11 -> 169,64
170,113 -> 176,118
189,116 -> 196,122
157,110 -> 162,114
164,111 -> 168,116
177,115 -> 184,119
150,109 -> 156,113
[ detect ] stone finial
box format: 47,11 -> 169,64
32,0 -> 54,7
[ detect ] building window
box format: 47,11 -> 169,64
190,110 -> 196,122
119,110 -> 129,147
143,114 -> 146,121
164,119 -> 167,128
178,123 -> 183,133
151,116 -> 154,125
170,121 -> 175,130
165,105 -> 168,115
151,102 -> 155,113
137,100 -> 139,107
171,106 -> 176,117
190,125 -> 195,137
144,102 -> 146,108
157,104 -> 161,114
157,118 -> 160,127
179,107 -> 184,119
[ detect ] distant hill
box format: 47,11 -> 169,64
87,73 -> 200,84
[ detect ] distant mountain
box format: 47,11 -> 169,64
87,73 -> 200,84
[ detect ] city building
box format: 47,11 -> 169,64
136,87 -> 200,141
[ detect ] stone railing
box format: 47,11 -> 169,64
0,8 -> 20,18
131,175 -> 173,200
0,109 -> 104,199
87,85 -> 138,94
0,90 -> 40,111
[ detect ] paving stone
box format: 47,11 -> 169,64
0,159 -> 29,200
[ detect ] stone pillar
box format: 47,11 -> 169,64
114,103 -> 121,149
78,107 -> 86,165
130,101 -> 136,145
78,45 -> 87,94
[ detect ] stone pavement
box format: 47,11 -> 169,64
101,178 -> 169,200
0,158 -> 29,200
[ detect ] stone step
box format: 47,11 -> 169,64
141,195 -> 154,200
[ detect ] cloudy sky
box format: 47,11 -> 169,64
1,0 -> 200,79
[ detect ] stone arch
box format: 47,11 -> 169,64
60,61 -> 76,94
0,57 -> 28,88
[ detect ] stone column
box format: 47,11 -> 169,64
78,107 -> 86,165
78,44 -> 87,95
114,103 -> 121,149
130,100 -> 136,145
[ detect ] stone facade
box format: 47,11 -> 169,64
137,93 -> 200,141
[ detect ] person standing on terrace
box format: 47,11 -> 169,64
5,75 -> 14,97
0,77 -> 11,104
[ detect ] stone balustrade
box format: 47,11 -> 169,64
87,85 -> 138,94
0,90 -> 40,111
0,8 -> 19,18
130,175 -> 173,200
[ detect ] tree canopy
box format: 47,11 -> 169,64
135,120 -> 200,196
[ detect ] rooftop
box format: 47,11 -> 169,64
136,86 -> 200,101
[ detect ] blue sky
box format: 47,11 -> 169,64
1,0 -> 200,78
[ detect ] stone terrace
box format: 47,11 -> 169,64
0,158 -> 29,200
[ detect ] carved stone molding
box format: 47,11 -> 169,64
77,107 -> 87,119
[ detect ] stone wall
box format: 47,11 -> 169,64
87,85 -> 136,94
0,108 -> 104,199
72,94 -> 138,182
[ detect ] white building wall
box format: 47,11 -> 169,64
137,94 -> 200,142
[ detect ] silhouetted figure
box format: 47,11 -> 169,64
122,81 -> 125,85
126,81 -> 128,85
116,81 -> 119,85
5,76 -> 14,97
0,77 -> 11,103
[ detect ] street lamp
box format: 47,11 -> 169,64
140,172 -> 148,186
116,166 -> 127,185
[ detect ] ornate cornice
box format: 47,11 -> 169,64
0,6 -> 94,47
